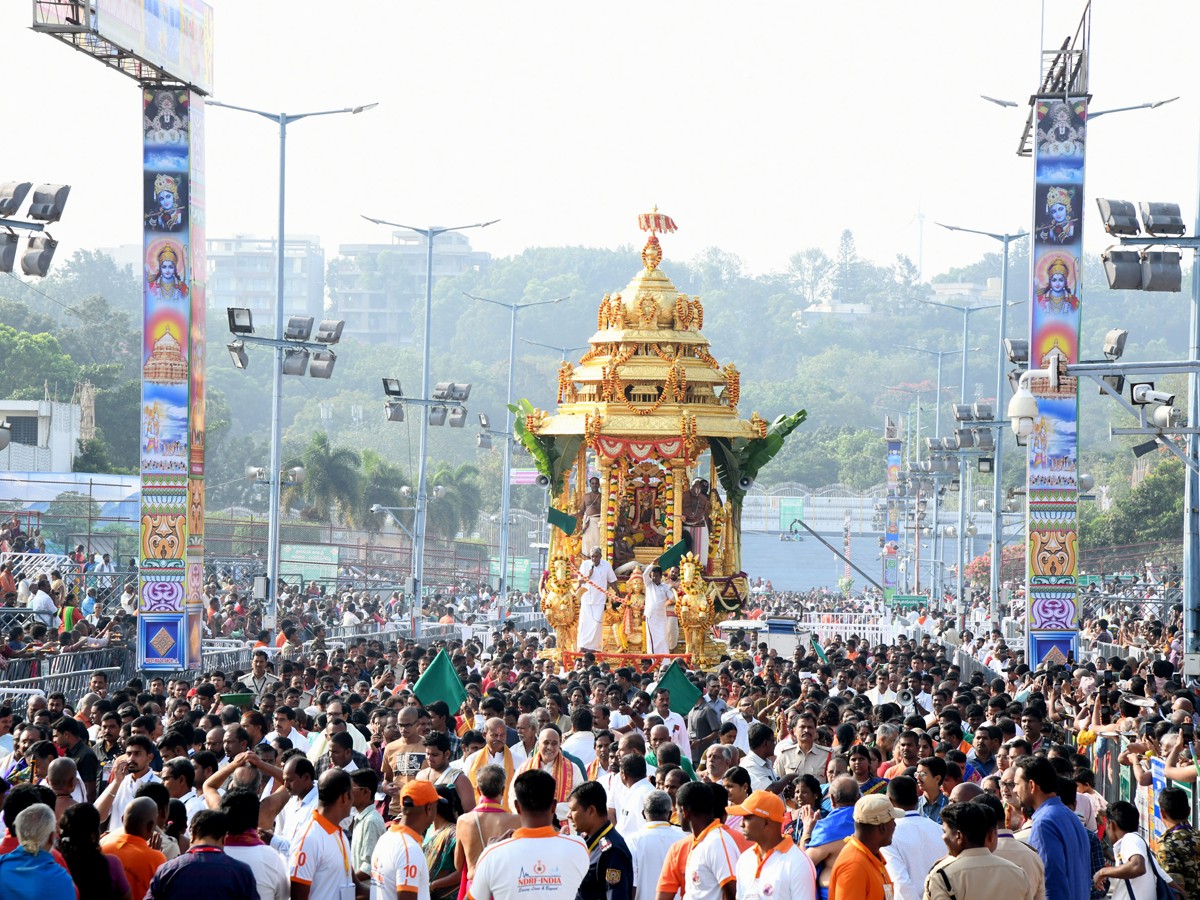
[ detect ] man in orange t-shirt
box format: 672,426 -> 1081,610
100,797 -> 167,900
827,796 -> 902,900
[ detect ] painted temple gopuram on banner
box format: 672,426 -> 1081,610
523,212 -> 805,670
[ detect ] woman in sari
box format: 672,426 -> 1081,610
426,785 -> 462,900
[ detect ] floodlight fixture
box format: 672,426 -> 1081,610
428,406 -> 448,427
1101,249 -> 1142,290
448,406 -> 468,428
26,184 -> 70,222
940,436 -> 957,452
1103,328 -> 1128,361
975,428 -> 995,452
0,233 -> 17,273
1003,339 -> 1029,365
385,400 -> 405,422
432,382 -> 453,401
448,383 -> 471,402
309,350 -> 337,379
282,347 -> 310,376
382,378 -> 403,398
1096,198 -> 1140,236
953,404 -> 974,422
314,319 -> 344,344
0,182 -> 31,217
955,428 -> 975,449
972,402 -> 993,421
1132,438 -> 1159,458
1141,251 -> 1183,292
286,466 -> 305,483
1100,374 -> 1125,396
432,486 -> 447,499
478,413 -> 490,429
477,433 -> 492,450
20,235 -> 57,277
1007,370 -> 1024,395
284,315 -> 314,341
247,465 -> 267,481
227,340 -> 249,369
227,308 -> 255,334
1138,201 -> 1186,236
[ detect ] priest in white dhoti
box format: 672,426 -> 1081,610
578,547 -> 616,651
643,563 -> 674,654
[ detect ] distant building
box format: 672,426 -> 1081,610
206,234 -> 326,325
929,277 -> 1002,305
0,394 -> 84,472
328,230 -> 490,346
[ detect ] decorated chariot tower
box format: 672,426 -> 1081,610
518,211 -> 804,669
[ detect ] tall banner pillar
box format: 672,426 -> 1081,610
883,435 -> 901,603
139,88 -> 206,671
1026,97 -> 1087,666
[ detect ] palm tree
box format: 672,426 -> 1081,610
426,463 -> 483,540
283,431 -> 362,525
360,450 -> 411,532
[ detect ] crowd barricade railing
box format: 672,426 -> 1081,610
795,614 -> 899,648
0,665 -> 122,704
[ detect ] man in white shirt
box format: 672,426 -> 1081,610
721,698 -> 757,755
289,769 -> 357,900
274,756 -> 319,855
266,706 -> 310,754
161,758 -> 208,823
650,689 -> 691,761
610,754 -> 657,837
561,708 -> 597,770
469,768 -> 587,900
729,790 -> 817,900
103,735 -> 161,828
642,565 -> 674,655
879,776 -> 945,900
864,671 -> 898,707
219,787 -> 290,900
579,548 -> 616,652
625,790 -> 684,900
679,781 -> 740,900
371,779 -> 436,900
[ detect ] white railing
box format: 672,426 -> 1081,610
795,613 -> 901,647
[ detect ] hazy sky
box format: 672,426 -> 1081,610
5,2 -> 1199,281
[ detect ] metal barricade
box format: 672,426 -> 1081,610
795,614 -> 899,647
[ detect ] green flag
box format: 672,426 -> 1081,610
656,536 -> 691,570
548,506 -> 577,536
653,658 -> 703,717
811,633 -> 829,664
413,648 -> 468,711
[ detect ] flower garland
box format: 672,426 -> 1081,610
722,364 -> 741,407
664,475 -> 675,534
605,465 -> 619,557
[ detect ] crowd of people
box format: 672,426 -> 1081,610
0,583 -> 1190,900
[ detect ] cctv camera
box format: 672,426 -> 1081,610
1132,384 -> 1176,406
370,503 -> 382,513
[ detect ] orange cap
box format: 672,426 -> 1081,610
400,780 -> 440,806
726,789 -> 784,823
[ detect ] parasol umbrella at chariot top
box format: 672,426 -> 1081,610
638,207 -> 677,270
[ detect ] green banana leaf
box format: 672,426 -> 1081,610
710,409 -> 807,506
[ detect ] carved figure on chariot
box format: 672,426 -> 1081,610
516,210 -> 807,670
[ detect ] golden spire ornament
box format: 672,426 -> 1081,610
637,206 -> 676,271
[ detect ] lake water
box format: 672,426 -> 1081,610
740,531 -> 887,591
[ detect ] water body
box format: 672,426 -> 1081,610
740,531 -> 891,591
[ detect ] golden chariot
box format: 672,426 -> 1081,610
519,211 -> 805,671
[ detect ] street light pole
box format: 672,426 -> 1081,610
361,216 -> 498,637
919,297 -> 1003,626
520,338 -> 588,362
936,223 -> 1029,623
208,98 -> 376,640
899,345 -> 966,603
465,293 -> 568,599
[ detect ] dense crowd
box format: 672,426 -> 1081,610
0,586 -> 1192,900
